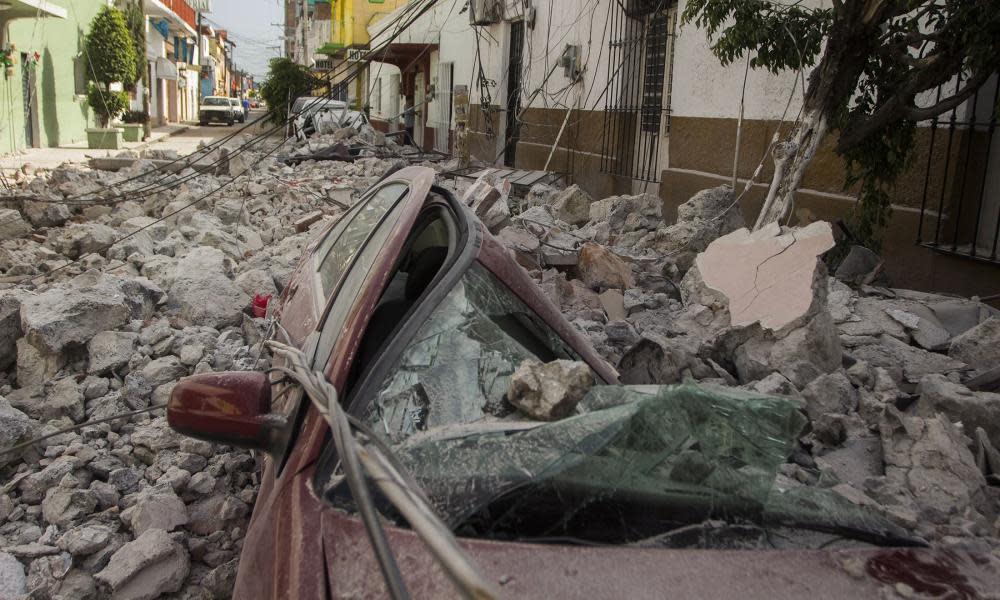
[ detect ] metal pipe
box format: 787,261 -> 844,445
933,71 -> 962,246
950,82 -> 979,251
969,75 -> 1000,257
916,85 -> 943,244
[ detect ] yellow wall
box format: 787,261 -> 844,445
330,0 -> 407,49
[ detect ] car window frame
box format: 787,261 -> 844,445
309,181 -> 415,367
274,168 -> 438,478
267,177 -> 416,476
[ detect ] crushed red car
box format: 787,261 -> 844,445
168,166 -> 1000,598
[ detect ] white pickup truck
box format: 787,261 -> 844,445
199,96 -> 236,126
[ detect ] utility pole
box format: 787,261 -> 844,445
136,0 -> 151,140
196,10 -> 202,105
300,0 -> 309,66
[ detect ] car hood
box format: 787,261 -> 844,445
320,508 -> 1000,599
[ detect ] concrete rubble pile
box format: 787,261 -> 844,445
0,125 -> 400,599
493,178 -> 1000,553
2,122 -> 999,598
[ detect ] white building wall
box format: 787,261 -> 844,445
668,0 -> 829,121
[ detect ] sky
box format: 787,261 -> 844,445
202,0 -> 284,81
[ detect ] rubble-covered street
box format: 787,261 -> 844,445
1,118 -> 999,599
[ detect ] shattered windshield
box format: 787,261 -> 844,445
361,262 -> 583,443
377,384 -> 914,548
336,267 -> 914,549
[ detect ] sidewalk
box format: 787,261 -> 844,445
0,123 -> 192,174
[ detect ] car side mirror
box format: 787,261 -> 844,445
168,371 -> 281,452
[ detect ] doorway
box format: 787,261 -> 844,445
21,53 -> 38,148
415,70 -> 426,149
631,8 -> 676,192
435,62 -> 454,153
503,20 -> 525,167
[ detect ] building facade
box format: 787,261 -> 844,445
0,0 -> 105,155
144,0 -> 199,125
364,0 -> 999,297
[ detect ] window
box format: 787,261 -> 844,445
315,182 -> 409,295
73,56 -> 88,96
360,263 -> 583,444
640,12 -> 669,133
312,182 -> 411,367
374,78 -> 382,114
601,6 -> 677,180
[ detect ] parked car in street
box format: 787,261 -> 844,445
199,96 -> 236,126
229,97 -> 247,123
167,167 -> 1000,598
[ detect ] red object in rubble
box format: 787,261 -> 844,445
252,293 -> 270,318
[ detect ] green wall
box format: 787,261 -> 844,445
0,0 -> 107,155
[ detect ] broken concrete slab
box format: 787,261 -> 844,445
20,271 -> 161,355
94,528 -> 189,600
732,310 -> 842,389
87,331 -> 139,375
550,184 -> 593,226
879,407 -> 988,524
47,222 -> 118,259
834,245 -> 886,286
694,221 -> 835,331
617,334 -> 691,385
916,374 -> 1000,447
167,247 -> 248,329
507,359 -> 594,420
598,289 -> 626,322
948,317 -> 1000,374
0,208 -> 32,241
849,334 -> 966,385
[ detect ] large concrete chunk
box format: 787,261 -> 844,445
879,408 -> 987,523
695,221 -> 834,331
550,184 -> 593,226
0,396 -> 32,467
95,529 -> 189,600
47,222 -> 118,259
0,208 -> 32,240
88,331 -> 139,375
0,552 -> 27,599
948,317 -> 1000,373
20,271 -> 161,354
20,198 -> 70,228
0,290 -> 29,370
507,359 -> 594,421
916,374 -> 1000,447
637,185 -> 743,273
124,487 -> 188,535
577,242 -> 634,291
167,247 -> 248,328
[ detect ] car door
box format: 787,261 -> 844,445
233,166 -> 436,599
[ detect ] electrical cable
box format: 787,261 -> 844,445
2,0 -> 442,211
1,0 -> 447,273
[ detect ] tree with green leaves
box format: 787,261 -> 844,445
120,0 -> 146,93
683,0 -> 1000,247
84,5 -> 137,127
260,57 -> 321,126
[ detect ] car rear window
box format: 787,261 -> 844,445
203,97 -> 228,106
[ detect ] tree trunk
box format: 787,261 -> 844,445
750,1 -> 879,231
753,107 -> 828,229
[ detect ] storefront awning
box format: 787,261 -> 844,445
155,57 -> 179,81
0,0 -> 68,20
